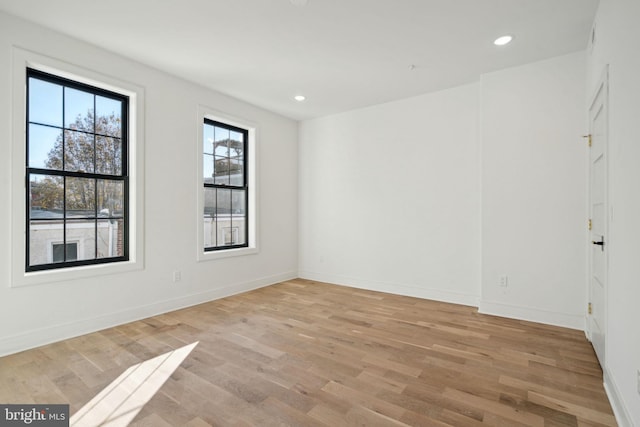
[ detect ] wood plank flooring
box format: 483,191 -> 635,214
0,279 -> 617,426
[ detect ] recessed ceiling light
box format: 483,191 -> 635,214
494,35 -> 513,46
294,95 -> 306,102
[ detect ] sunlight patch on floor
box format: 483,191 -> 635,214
70,342 -> 198,427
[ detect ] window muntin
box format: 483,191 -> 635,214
26,68 -> 128,271
203,119 -> 248,251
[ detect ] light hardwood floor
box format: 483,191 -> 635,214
0,279 -> 616,426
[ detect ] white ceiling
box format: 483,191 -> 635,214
0,0 -> 599,120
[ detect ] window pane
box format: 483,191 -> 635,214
203,123 -> 214,155
28,124 -> 62,169
95,136 -> 122,175
97,218 -> 123,258
214,127 -> 229,156
28,78 -> 63,127
216,188 -> 231,216
97,179 -> 124,217
214,157 -> 230,185
95,96 -> 122,138
204,153 -> 214,182
64,130 -> 94,173
29,221 -> 63,266
216,188 -> 232,247
204,187 -> 216,216
116,218 -> 125,257
222,227 -> 239,245
66,219 -> 95,260
204,187 -> 216,248
232,190 -> 247,245
229,158 -> 244,186
30,174 -> 63,217
230,145 -> 244,161
229,133 -> 243,157
204,218 -> 213,248
230,138 -> 244,167
231,190 -> 246,215
66,177 -> 95,217
65,87 -> 94,130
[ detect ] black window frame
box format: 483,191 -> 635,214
25,68 -> 129,272
203,119 -> 249,252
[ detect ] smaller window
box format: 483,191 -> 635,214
203,119 -> 248,251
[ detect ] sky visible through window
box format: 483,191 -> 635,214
28,77 -> 122,169
202,124 -> 243,180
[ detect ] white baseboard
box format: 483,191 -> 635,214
0,271 -> 297,357
478,299 -> 585,330
604,367 -> 634,427
298,270 -> 480,307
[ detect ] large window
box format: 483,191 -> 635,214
26,68 -> 129,271
203,119 -> 248,251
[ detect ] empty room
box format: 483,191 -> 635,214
0,0 -> 638,426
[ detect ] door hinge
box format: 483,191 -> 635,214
588,219 -> 592,230
583,134 -> 592,147
588,302 -> 593,315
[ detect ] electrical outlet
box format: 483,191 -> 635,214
499,275 -> 508,287
173,270 -> 182,283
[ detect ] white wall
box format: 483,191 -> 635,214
0,12 -> 298,356
479,52 -> 588,329
588,0 -> 640,424
299,52 -> 588,330
299,84 -> 481,306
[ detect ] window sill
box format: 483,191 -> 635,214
12,259 -> 143,288
197,246 -> 258,262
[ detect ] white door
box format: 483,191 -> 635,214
588,68 -> 608,367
